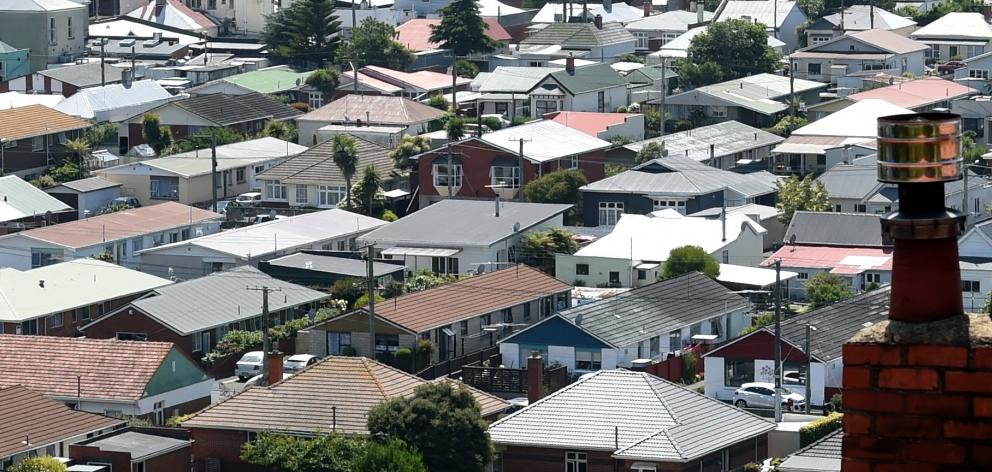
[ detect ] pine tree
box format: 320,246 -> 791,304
429,0 -> 495,57
284,0 -> 341,67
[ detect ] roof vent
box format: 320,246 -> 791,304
38,280 -> 44,288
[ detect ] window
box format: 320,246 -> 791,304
51,313 -> 63,328
576,263 -> 589,275
631,463 -> 657,472
797,272 -> 809,280
669,330 -> 682,350
67,17 -> 73,39
597,91 -> 605,112
490,166 -> 520,188
153,400 -> 165,424
132,238 -> 144,253
318,185 -> 346,207
569,154 -> 579,169
236,167 -> 246,183
494,102 -> 508,116
634,31 -> 649,49
523,303 -> 531,322
80,306 -> 90,321
865,273 -> 881,284
375,333 -> 400,354
855,204 -> 867,213
722,250 -> 729,263
266,181 -> 288,200
963,280 -> 982,293
970,69 -> 990,79
20,319 -> 38,335
169,232 -> 179,243
565,451 -> 587,472
31,248 -> 63,268
599,202 -> 624,225
99,301 -> 112,316
308,91 -> 324,109
328,331 -> 352,355
637,269 -> 647,280
535,99 -> 558,116
33,136 -> 44,152
652,199 -> 686,212
929,44 -> 939,59
834,204 -> 842,212
575,350 -> 601,370
150,176 -> 179,200
950,45 -> 959,58
433,163 -> 463,187
480,314 -> 491,329
202,331 -> 212,352
502,308 -> 513,324
649,336 -> 660,358
609,271 -> 620,286
192,331 -> 202,352
709,318 -> 722,338
460,320 -> 468,335
49,17 -> 56,44
431,256 -> 459,274
968,45 -> 985,58
807,63 -> 822,76
710,106 -> 727,118
724,358 -> 755,387
296,185 -> 309,204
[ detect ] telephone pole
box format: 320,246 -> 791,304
366,244 -> 376,358
100,40 -> 106,87
508,138 -> 531,201
804,323 -> 813,414
210,132 -> 218,213
246,285 -> 282,387
773,259 -> 783,422
660,56 -> 667,139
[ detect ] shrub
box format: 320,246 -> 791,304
393,348 -> 413,372
166,413 -> 195,427
681,351 -> 698,383
330,278 -> 365,308
743,463 -> 761,472
417,339 -> 435,365
354,292 -> 385,308
427,95 -> 448,111
288,102 -> 310,112
481,116 -> 503,131
510,115 -> 530,126
9,457 -> 67,472
341,346 -> 358,357
208,330 -> 262,361
381,209 -> 398,221
830,393 -> 843,413
799,412 -> 843,447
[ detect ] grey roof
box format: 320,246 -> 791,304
559,272 -> 749,347
82,431 -> 190,461
521,21 -> 636,49
662,74 -> 826,115
258,135 -> 397,186
548,63 -> 627,95
625,120 -> 784,162
127,266 -> 328,335
265,253 -> 405,278
812,5 -> 916,32
46,177 -> 122,194
479,67 -> 559,93
93,38 -> 187,56
780,287 -> 890,362
778,430 -> 842,471
169,93 -> 302,126
0,175 -> 73,222
784,212 -> 885,247
358,200 -> 572,248
38,62 -> 128,89
625,9 -> 714,32
0,0 -> 84,11
582,156 -> 778,198
488,370 -> 774,461
815,164 -> 883,200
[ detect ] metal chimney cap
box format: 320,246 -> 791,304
877,113 -> 962,184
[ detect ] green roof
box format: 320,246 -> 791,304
549,63 -> 627,95
219,67 -> 316,94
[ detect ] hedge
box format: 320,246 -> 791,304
799,412 -> 843,447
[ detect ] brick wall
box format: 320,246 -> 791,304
189,427 -> 268,472
841,313 -> 992,471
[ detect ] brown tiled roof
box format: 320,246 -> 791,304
182,356 -> 508,434
258,135 -> 397,186
11,201 -> 220,249
0,385 -> 124,458
372,265 -> 572,333
297,95 -> 445,126
0,105 -> 91,141
0,335 -> 175,401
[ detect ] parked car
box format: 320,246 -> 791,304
235,351 -> 265,381
733,382 -> 806,411
783,370 -> 806,385
111,196 -> 141,208
937,61 -> 965,74
235,192 -> 262,206
284,354 -> 320,373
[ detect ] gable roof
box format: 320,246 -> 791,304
370,265 -> 571,333
38,62 -> 129,89
479,120 -> 613,162
815,164 -> 884,200
126,0 -> 217,32
394,18 -> 511,52
780,287 -> 890,362
910,12 -> 992,40
0,335 -> 183,401
360,65 -> 472,93
165,93 -> 302,126
0,175 -> 72,223
500,314 -> 615,349
212,66 -> 315,94
778,429 -> 842,471
715,0 -> 802,29
583,156 -> 778,197
559,272 -> 749,347
478,66 -> 561,93
0,91 -> 64,110
793,29 -> 927,58
0,0 -> 84,11
664,74 -> 826,115
110,137 -> 307,178
0,105 -> 90,141
522,21 -> 637,48
182,356 -> 509,434
54,80 -> 174,120
259,135 -> 396,185
762,244 -> 893,275
548,62 -> 628,94
624,120 -> 784,162
625,9 -> 714,32
845,77 -> 977,109
814,5 -> 916,32
784,211 -> 885,247
46,176 -> 122,194
298,95 -> 445,125
531,2 -> 646,23
488,369 -> 774,460
263,253 -> 405,278
0,385 -> 125,460
790,99 -> 912,138
546,111 -> 641,137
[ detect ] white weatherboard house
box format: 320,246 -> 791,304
714,0 -> 808,52
910,12 -> 992,62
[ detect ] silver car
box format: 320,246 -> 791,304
733,382 -> 806,411
235,351 -> 264,381
284,354 -> 320,373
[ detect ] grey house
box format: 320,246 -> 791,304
0,0 -> 88,73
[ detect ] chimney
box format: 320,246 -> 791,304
841,113 -> 992,470
643,1 -> 651,17
709,143 -> 715,162
594,14 -> 603,29
267,351 -> 284,386
565,53 -> 575,74
984,4 -> 992,22
122,68 -> 133,88
527,352 -> 544,404
697,1 -> 704,24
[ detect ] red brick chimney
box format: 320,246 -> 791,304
527,353 -> 544,404
267,351 -> 284,386
842,114 -> 992,470
643,1 -> 651,17
565,53 -> 575,74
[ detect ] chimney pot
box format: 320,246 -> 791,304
527,353 -> 544,404
267,351 -> 285,386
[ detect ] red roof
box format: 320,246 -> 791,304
395,18 -> 511,52
0,386 -> 124,458
362,65 -> 471,92
848,77 -> 977,109
544,111 -> 640,138
761,245 -> 893,274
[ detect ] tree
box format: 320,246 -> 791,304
332,135 -> 360,209
142,113 -> 172,154
521,228 -> 579,275
367,382 -> 492,472
796,0 -> 824,18
9,457 -> 67,472
353,165 -> 384,216
337,18 -> 414,70
427,95 -> 449,111
389,135 -> 432,171
445,116 -> 465,141
64,137 -> 89,180
305,68 -> 340,97
241,432 -> 366,472
330,277 -> 365,308
260,8 -> 295,64
618,53 -> 644,64
262,120 -> 298,142
523,169 -> 588,206
353,439 -> 428,472
429,0 -> 495,56
686,19 -> 779,82
676,60 -> 725,89
776,175 -> 831,224
635,141 -> 664,164
454,59 -> 480,78
660,245 -> 720,280
806,272 -> 854,308
769,115 -> 809,137
406,269 -> 453,293
261,0 -> 341,66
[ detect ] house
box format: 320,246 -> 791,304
762,244 -> 892,299
623,63 -> 678,103
414,120 -> 613,205
647,24 -> 786,60
497,314 -> 618,371
952,94 -> 992,143
512,21 -> 637,64
187,66 -> 315,100
530,2 -> 646,24
556,211 -> 766,287
338,65 -> 471,101
478,62 -> 629,117
579,156 -> 779,226
125,0 -> 218,35
488,369 -> 776,471
661,73 -> 826,128
771,99 -> 912,175
0,175 -> 74,232
81,266 -> 328,363
54,79 -> 175,122
358,200 -> 571,275
95,137 -> 307,207
0,386 -> 124,469
259,252 -> 405,289
623,120 -> 784,169
181,356 -> 509,472
0,201 -> 222,270
0,41 -> 30,82
951,218 -> 992,312
777,429 -> 842,472
134,209 -> 387,280
804,5 -> 917,45
1,61 -> 131,97
45,176 -> 123,219
0,91 -> 63,110
257,135 -> 407,208
807,77 -> 976,119
690,203 -> 785,250
0,259 -> 172,336
0,105 -> 91,178
296,95 -> 445,145
713,0 -> 808,52
784,211 -> 886,247
625,8 -> 713,52
117,93 -> 303,152
89,37 -> 190,61
394,17 -> 512,70
69,428 -> 193,472
0,0 -> 89,72
544,110 -> 645,141
910,12 -> 992,62
703,287 -> 891,407
790,29 -> 927,84
0,335 -> 214,421
87,16 -> 203,46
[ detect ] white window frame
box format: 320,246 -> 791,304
308,91 -> 324,109
266,181 -> 287,201
432,163 -> 463,187
318,185 -> 346,207
192,331 -> 202,352
866,273 -> 881,284
970,69 -> 990,79
634,31 -> 649,49
651,199 -> 686,212
490,165 -> 520,189
599,202 -> 624,226
51,313 -> 63,328
565,451 -> 587,472
296,185 -> 309,204
49,17 -> 56,45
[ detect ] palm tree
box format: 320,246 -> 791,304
357,165 -> 383,216
332,135 -> 359,209
64,137 -> 90,180
445,116 -> 465,141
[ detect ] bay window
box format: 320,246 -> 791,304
490,166 -> 520,188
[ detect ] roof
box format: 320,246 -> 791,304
0,386 -> 124,459
762,245 -> 893,274
0,175 -> 72,223
782,287 -> 890,361
358,199 -> 571,248
478,66 -> 560,93
0,335 -> 180,401
911,12 -> 992,40
182,356 -> 509,433
815,5 -> 915,32
0,0 -> 83,10
625,9 -> 714,32
360,65 -> 472,92
717,263 -> 798,286
815,164 -> 885,200
0,91 -> 64,110
0,105 -> 90,141
4,201 -> 220,249
790,99 -> 913,138
298,95 -> 445,125
784,212 -> 885,247
716,0 -> 801,29
546,111 -> 640,137
478,0 -> 525,16
583,156 -> 778,197
38,62 -> 129,89
778,429 -> 842,471
792,29 -> 927,59
79,431 -> 190,461
54,80 -> 173,120
394,18 -> 511,52
522,21 -> 637,48
0,259 -> 172,323
488,369 -> 774,460
338,70 -> 405,94
479,120 -> 613,163
845,77 -> 977,109
369,265 -> 570,333
531,2 -> 646,23
115,137 -> 307,178
690,203 -> 781,220
624,120 -> 783,162
548,62 -> 628,95
663,74 -> 826,115
139,209 -> 387,261
166,93 -> 302,126
47,176 -> 122,193
258,135 -> 395,185
126,0 -> 217,31
211,66 -> 315,94
111,266 -> 327,335
88,17 -> 203,45
264,253 -> 405,278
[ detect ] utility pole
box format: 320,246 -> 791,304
246,285 -> 281,387
446,141 -> 454,199
963,163 -> 969,216
451,56 -> 458,115
509,138 -> 531,201
366,244 -> 376,358
210,132 -> 218,213
804,323 -> 813,414
351,0 -> 357,38
773,259 -> 783,422
659,56 -> 667,139
100,39 -> 106,87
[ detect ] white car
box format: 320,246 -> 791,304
235,351 -> 264,381
733,382 -> 806,411
235,192 -> 262,206
284,354 -> 320,373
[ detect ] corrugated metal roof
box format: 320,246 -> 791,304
531,2 -> 645,23
55,80 -> 175,120
625,9 -> 713,32
625,120 -> 783,162
815,164 -> 885,200
480,120 -> 612,162
0,175 -> 73,223
792,99 -> 912,138
911,12 -> 992,40
298,95 -> 445,126
784,211 -> 885,247
522,21 -> 637,48
47,176 -> 122,193
815,5 -> 916,32
584,155 -> 778,197
170,93 -> 302,126
38,62 -> 128,89
0,0 -> 84,11
265,253 -> 404,278
780,288 -> 890,361
665,74 -> 825,115
549,63 -> 628,95
81,431 -> 191,461
488,369 -> 774,460
129,137 -> 307,177
716,0 -> 800,29
258,135 -> 396,185
479,67 -> 560,93
847,77 -> 977,109
779,429 -> 842,472
762,245 -> 893,274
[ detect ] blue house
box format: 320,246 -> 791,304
498,314 -> 618,372
0,41 -> 29,82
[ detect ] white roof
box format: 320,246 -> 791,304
911,12 -> 992,40
478,0 -> 525,16
574,212 -> 765,262
0,0 -> 84,11
479,120 -> 612,163
689,203 -> 781,220
0,259 -> 172,322
54,80 -> 173,120
89,18 -> 204,45
716,263 -> 797,286
138,209 -> 387,260
0,175 -> 73,223
655,25 -> 785,56
0,92 -> 64,110
717,0 -> 801,29
791,99 -> 913,138
625,9 -> 713,32
110,138 -> 307,177
531,2 -> 645,23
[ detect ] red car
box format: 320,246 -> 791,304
937,61 -> 966,74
